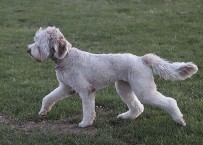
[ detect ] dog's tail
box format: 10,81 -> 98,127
142,53 -> 198,80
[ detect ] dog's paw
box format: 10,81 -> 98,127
78,121 -> 93,128
117,108 -> 144,119
117,111 -> 137,119
174,116 -> 186,126
38,110 -> 48,117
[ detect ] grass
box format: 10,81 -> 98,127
0,0 -> 202,144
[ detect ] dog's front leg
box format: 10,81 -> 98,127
38,84 -> 75,116
78,88 -> 96,128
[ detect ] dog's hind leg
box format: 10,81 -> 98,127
38,83 -> 75,116
143,91 -> 186,126
130,79 -> 186,126
115,80 -> 144,119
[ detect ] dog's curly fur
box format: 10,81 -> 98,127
27,27 -> 198,127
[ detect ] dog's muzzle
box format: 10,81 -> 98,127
27,47 -> 41,62
27,48 -> 31,54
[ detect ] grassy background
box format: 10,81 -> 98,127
0,0 -> 202,144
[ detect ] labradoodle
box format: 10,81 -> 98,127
27,27 -> 198,127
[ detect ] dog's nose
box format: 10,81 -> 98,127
27,48 -> 31,54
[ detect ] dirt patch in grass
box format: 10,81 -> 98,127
0,114 -> 97,136
0,115 -> 9,123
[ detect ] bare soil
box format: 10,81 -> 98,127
0,115 -> 97,136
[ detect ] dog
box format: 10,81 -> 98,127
27,26 -> 198,127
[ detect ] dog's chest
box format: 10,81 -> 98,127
55,69 -> 71,84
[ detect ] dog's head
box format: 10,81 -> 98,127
27,27 -> 71,62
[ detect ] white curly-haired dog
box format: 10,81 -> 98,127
27,27 -> 198,127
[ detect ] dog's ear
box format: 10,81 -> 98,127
49,27 -> 72,60
36,27 -> 43,34
53,37 -> 71,59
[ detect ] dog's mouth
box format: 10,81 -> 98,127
28,53 -> 41,62
27,47 -> 42,62
35,58 -> 42,62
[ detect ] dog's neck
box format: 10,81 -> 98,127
55,63 -> 64,71
52,48 -> 72,71
52,57 -> 65,71
51,56 -> 61,64
52,47 -> 77,71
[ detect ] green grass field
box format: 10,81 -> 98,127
0,0 -> 202,144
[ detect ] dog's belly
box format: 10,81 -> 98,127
89,79 -> 117,90
87,73 -> 127,90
